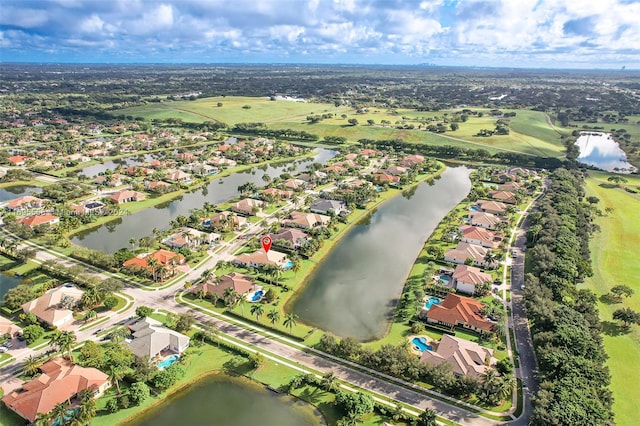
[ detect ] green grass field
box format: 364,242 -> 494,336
582,171 -> 640,426
115,97 -> 567,157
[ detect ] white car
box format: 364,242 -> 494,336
0,347 -> 7,353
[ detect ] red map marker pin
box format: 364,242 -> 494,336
261,236 -> 272,253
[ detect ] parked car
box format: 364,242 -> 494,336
2,341 -> 12,348
511,250 -> 518,258
0,347 -> 7,353
93,328 -> 103,335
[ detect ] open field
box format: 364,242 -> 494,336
582,171 -> 640,425
115,97 -> 567,157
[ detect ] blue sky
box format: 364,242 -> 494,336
1,0 -> 639,68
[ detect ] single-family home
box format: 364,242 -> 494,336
266,228 -> 309,249
325,164 -> 348,174
452,264 -> 493,295
384,166 -> 407,176
7,155 -> 29,166
145,180 -> 172,192
165,169 -> 192,184
262,188 -> 294,200
283,178 -> 307,191
425,293 -> 494,333
497,181 -> 522,192
234,249 -> 288,269
373,173 -> 400,185
444,242 -> 492,268
284,211 -> 331,229
71,200 -> 105,216
194,272 -> 258,299
123,249 -> 186,279
468,211 -> 504,231
298,170 -> 327,184
309,199 -> 348,216
22,284 -> 84,327
17,213 -> 60,229
94,173 -> 126,187
208,157 -> 237,168
400,154 -> 424,168
162,227 -> 219,249
1,357 -> 110,423
476,199 -> 508,216
459,225 -> 501,248
109,189 -> 146,204
488,190 -> 517,204
5,195 -> 45,212
420,334 -> 496,377
124,317 -> 190,361
203,211 -> 247,230
0,316 -> 22,338
231,198 -> 264,216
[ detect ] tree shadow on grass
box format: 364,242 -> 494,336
599,293 -> 621,305
598,183 -> 619,189
601,320 -> 630,337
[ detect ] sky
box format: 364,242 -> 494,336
1,0 -> 639,69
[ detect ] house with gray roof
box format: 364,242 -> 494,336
125,317 -> 190,361
309,199 -> 348,216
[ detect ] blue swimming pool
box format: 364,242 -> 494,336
157,354 -> 179,369
250,290 -> 264,302
470,205 -> 480,211
283,260 -> 293,269
412,337 -> 432,353
424,296 -> 441,310
436,275 -> 451,284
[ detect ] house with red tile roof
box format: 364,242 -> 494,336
444,242 -> 493,268
476,199 -> 508,216
231,198 -> 264,216
17,213 -> 60,228
234,249 -> 288,269
193,272 -> 258,299
0,316 -> 22,338
459,225 -> 501,248
425,294 -> 494,333
373,173 -> 400,185
2,357 -> 109,423
123,249 -> 185,271
283,178 -> 307,190
203,211 -> 247,230
488,190 -> 517,204
262,187 -> 293,200
420,334 -> 496,377
5,195 -> 46,212
109,189 -> 146,204
400,154 -> 424,167
266,228 -> 309,249
452,264 -> 493,295
8,155 -> 29,166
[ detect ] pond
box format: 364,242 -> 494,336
291,166 -> 472,341
0,185 -> 42,202
127,374 -> 323,426
0,272 -> 23,302
575,132 -> 637,173
77,154 -> 156,178
70,149 -> 337,253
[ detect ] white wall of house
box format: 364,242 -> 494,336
455,281 -> 475,295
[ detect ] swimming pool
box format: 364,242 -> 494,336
283,260 -> 293,269
157,354 -> 179,370
436,275 -> 451,285
250,290 -> 264,302
411,337 -> 432,353
470,205 -> 480,211
424,296 -> 441,310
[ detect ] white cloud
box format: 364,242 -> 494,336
79,15 -> 105,33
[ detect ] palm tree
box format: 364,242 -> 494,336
57,331 -> 77,361
77,389 -> 97,424
283,313 -> 298,334
48,330 -> 63,355
110,327 -> 131,344
200,268 -> 214,282
129,238 -> 137,249
495,376 -> 515,403
223,287 -> 238,310
484,251 -> 498,266
201,322 -> 219,345
50,402 -> 68,426
322,371 -> 337,392
146,256 -> 159,282
250,303 -> 264,322
267,309 -> 280,326
291,256 -> 302,276
23,354 -> 42,376
109,365 -> 125,395
482,368 -> 500,396
83,309 -> 97,323
34,411 -> 52,426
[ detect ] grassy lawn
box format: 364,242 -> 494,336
115,97 -> 566,158
582,171 -> 640,426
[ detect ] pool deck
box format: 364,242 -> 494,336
407,335 -> 437,356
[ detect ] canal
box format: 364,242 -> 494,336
291,166 -> 472,341
0,185 -> 42,202
127,374 -> 323,426
70,149 -> 336,253
0,272 -> 23,302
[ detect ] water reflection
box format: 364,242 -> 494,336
575,132 -> 637,173
291,167 -> 472,341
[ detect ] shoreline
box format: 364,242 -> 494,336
64,151 -> 317,245
283,162 -> 447,336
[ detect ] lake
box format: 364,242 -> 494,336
291,166 -> 472,341
575,132 -> 637,173
71,149 -> 336,253
0,185 -> 42,202
77,154 -> 156,178
127,374 -> 323,426
0,272 -> 23,302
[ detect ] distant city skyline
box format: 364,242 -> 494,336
1,0 -> 639,69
